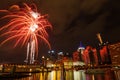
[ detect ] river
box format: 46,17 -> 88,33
13,69 -> 120,80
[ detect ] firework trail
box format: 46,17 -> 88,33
0,3 -> 52,64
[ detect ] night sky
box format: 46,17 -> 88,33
0,0 -> 120,63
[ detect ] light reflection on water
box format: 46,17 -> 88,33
15,70 -> 117,80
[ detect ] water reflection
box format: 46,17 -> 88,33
73,70 -> 85,80
15,70 -> 117,80
86,70 -> 116,80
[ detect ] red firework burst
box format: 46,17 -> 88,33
0,3 -> 52,52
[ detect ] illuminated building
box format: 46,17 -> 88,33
77,43 -> 85,62
109,42 -> 120,65
72,42 -> 85,66
96,33 -> 112,65
57,52 -> 64,60
64,60 -> 73,70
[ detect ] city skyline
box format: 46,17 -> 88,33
0,0 -> 120,63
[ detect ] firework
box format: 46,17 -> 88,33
0,3 -> 52,64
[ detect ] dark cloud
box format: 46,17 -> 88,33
40,0 -> 82,35
40,0 -> 108,35
80,0 -> 108,14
